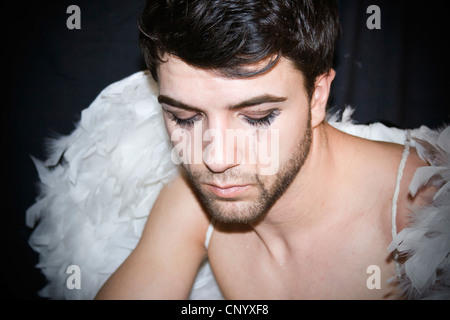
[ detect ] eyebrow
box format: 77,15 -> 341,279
157,94 -> 287,112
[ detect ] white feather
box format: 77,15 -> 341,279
386,127 -> 450,299
27,71 -> 181,299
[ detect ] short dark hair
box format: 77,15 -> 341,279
138,0 -> 340,100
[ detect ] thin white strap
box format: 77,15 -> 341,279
391,130 -> 411,277
204,220 -> 215,249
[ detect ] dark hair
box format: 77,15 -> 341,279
138,0 -> 340,100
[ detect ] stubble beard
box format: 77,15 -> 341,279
185,114 -> 312,225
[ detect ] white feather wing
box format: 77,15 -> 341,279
27,71 -> 177,299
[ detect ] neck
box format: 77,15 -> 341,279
250,122 -> 352,259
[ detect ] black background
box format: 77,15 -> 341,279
4,1 -> 449,299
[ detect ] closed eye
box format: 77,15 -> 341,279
163,108 -> 280,128
164,110 -> 201,128
242,110 -> 280,127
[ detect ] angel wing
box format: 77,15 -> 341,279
26,71 -> 221,299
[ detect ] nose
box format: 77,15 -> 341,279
201,120 -> 242,174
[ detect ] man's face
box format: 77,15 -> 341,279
157,55 -> 312,224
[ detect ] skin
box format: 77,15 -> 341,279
159,56 -> 314,225
96,55 -> 429,300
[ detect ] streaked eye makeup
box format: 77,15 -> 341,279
164,109 -> 280,128
159,94 -> 284,129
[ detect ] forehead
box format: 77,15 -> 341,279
157,55 -> 305,106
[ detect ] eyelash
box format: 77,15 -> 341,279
167,112 -> 199,128
243,111 -> 279,127
166,110 -> 280,128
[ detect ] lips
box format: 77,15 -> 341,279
205,183 -> 251,199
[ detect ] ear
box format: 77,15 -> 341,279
310,69 -> 336,128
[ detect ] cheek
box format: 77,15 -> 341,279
274,111 -> 310,160
162,116 -> 176,136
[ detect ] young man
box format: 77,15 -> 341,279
95,0 -> 449,299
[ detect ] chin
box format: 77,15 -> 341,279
200,193 -> 271,224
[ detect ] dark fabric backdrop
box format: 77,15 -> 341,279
4,0 -> 449,299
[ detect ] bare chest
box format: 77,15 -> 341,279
208,222 -> 399,299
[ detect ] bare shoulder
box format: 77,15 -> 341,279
95,172 -> 211,299
141,171 -> 211,247
339,131 -> 430,233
